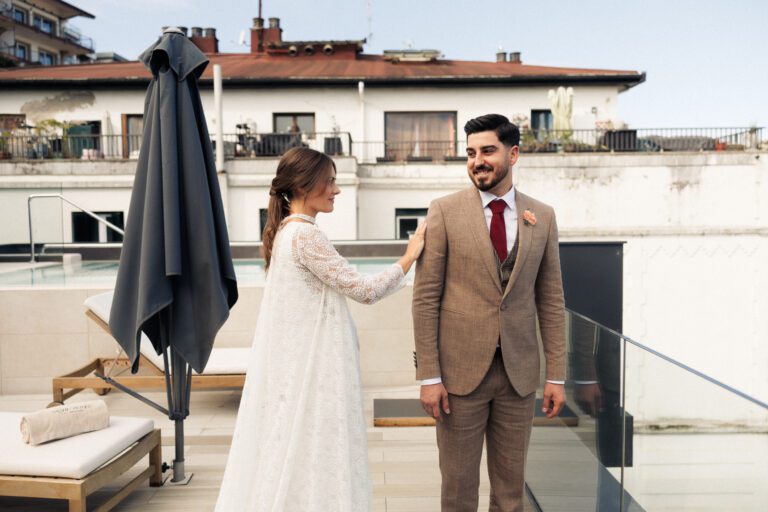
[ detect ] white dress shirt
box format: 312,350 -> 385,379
422,185 -> 564,386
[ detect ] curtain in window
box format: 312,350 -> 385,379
385,112 -> 456,161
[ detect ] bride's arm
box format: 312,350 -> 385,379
292,225 -> 405,304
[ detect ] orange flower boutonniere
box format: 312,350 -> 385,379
523,210 -> 537,226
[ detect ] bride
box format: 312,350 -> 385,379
215,147 -> 425,511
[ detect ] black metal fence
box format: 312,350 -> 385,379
354,127 -> 764,163
0,132 -> 353,161
220,131 -> 352,158
0,134 -> 140,160
0,128 -> 761,163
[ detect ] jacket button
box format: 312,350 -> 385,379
500,304 -> 507,311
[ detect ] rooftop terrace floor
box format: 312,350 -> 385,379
0,386 -> 536,512
1,386 -> 765,511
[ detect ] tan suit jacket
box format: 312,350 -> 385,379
413,187 -> 566,396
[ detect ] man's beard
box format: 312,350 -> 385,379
472,162 -> 509,192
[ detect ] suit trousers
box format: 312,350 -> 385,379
437,349 -> 536,512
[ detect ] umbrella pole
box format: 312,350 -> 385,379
171,347 -> 191,483
159,314 -> 193,485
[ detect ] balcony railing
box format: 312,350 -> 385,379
0,128 -> 762,163
355,127 -> 764,163
0,132 -> 353,161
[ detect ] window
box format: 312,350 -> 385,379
384,112 -> 457,162
273,113 -> 315,137
67,121 -> 101,158
13,42 -> 28,61
121,114 -> 143,158
259,208 -> 269,238
530,110 -> 553,140
12,7 -> 27,23
38,50 -> 55,66
72,212 -> 124,243
395,208 -> 428,240
33,15 -> 55,34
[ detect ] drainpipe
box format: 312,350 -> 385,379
358,80 -> 365,163
213,64 -> 229,226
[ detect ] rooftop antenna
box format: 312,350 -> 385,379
366,0 -> 373,44
257,0 -> 264,52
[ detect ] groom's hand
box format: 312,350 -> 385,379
542,382 -> 566,418
420,383 -> 450,421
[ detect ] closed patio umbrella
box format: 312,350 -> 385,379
105,27 -> 238,483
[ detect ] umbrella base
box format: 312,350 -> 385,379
167,471 -> 194,486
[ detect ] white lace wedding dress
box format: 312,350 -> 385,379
215,221 -> 405,511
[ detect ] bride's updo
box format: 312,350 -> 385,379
262,147 -> 336,270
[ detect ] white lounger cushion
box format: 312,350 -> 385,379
0,412 -> 153,479
84,291 -> 249,374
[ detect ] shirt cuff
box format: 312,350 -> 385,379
546,380 -> 565,385
421,377 -> 442,386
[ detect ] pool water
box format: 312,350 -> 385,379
0,259 -> 410,288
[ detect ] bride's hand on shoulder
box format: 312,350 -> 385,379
397,221 -> 426,274
407,221 -> 427,261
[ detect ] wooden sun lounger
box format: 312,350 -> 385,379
51,310 -> 245,405
0,414 -> 162,512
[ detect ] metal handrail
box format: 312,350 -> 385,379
27,193 -> 125,263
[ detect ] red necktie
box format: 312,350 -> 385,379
489,199 -> 507,261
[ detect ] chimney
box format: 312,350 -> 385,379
190,26 -> 219,53
509,51 -> 521,64
251,16 -> 282,53
495,50 -> 507,63
264,17 -> 282,44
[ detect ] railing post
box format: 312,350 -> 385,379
28,196 -> 35,263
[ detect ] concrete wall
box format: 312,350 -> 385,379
0,283 -> 415,396
0,157 -> 359,243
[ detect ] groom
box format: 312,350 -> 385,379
413,114 -> 566,511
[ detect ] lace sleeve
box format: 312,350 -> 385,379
292,225 -> 405,304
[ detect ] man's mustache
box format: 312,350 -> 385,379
474,165 -> 492,172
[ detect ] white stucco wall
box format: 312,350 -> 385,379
0,83 -> 622,139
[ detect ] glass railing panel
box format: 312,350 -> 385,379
623,338 -> 768,512
526,312 -> 627,511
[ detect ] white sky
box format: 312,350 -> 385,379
73,0 -> 767,128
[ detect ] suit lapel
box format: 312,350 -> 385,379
466,188 -> 502,293
502,190 -> 532,300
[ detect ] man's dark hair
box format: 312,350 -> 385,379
464,114 -> 520,147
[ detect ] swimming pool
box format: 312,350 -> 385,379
0,259 -> 411,288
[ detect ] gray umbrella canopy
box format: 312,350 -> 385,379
110,31 -> 238,375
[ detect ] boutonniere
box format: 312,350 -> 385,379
523,210 -> 537,226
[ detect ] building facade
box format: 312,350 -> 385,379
1,16 -> 765,407
0,0 -> 94,67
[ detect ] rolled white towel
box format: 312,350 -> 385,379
20,400 -> 110,445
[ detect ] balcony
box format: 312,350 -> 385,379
356,127 -> 765,164
0,128 -> 763,163
0,8 -> 93,56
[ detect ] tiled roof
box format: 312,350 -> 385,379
0,53 -> 645,88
